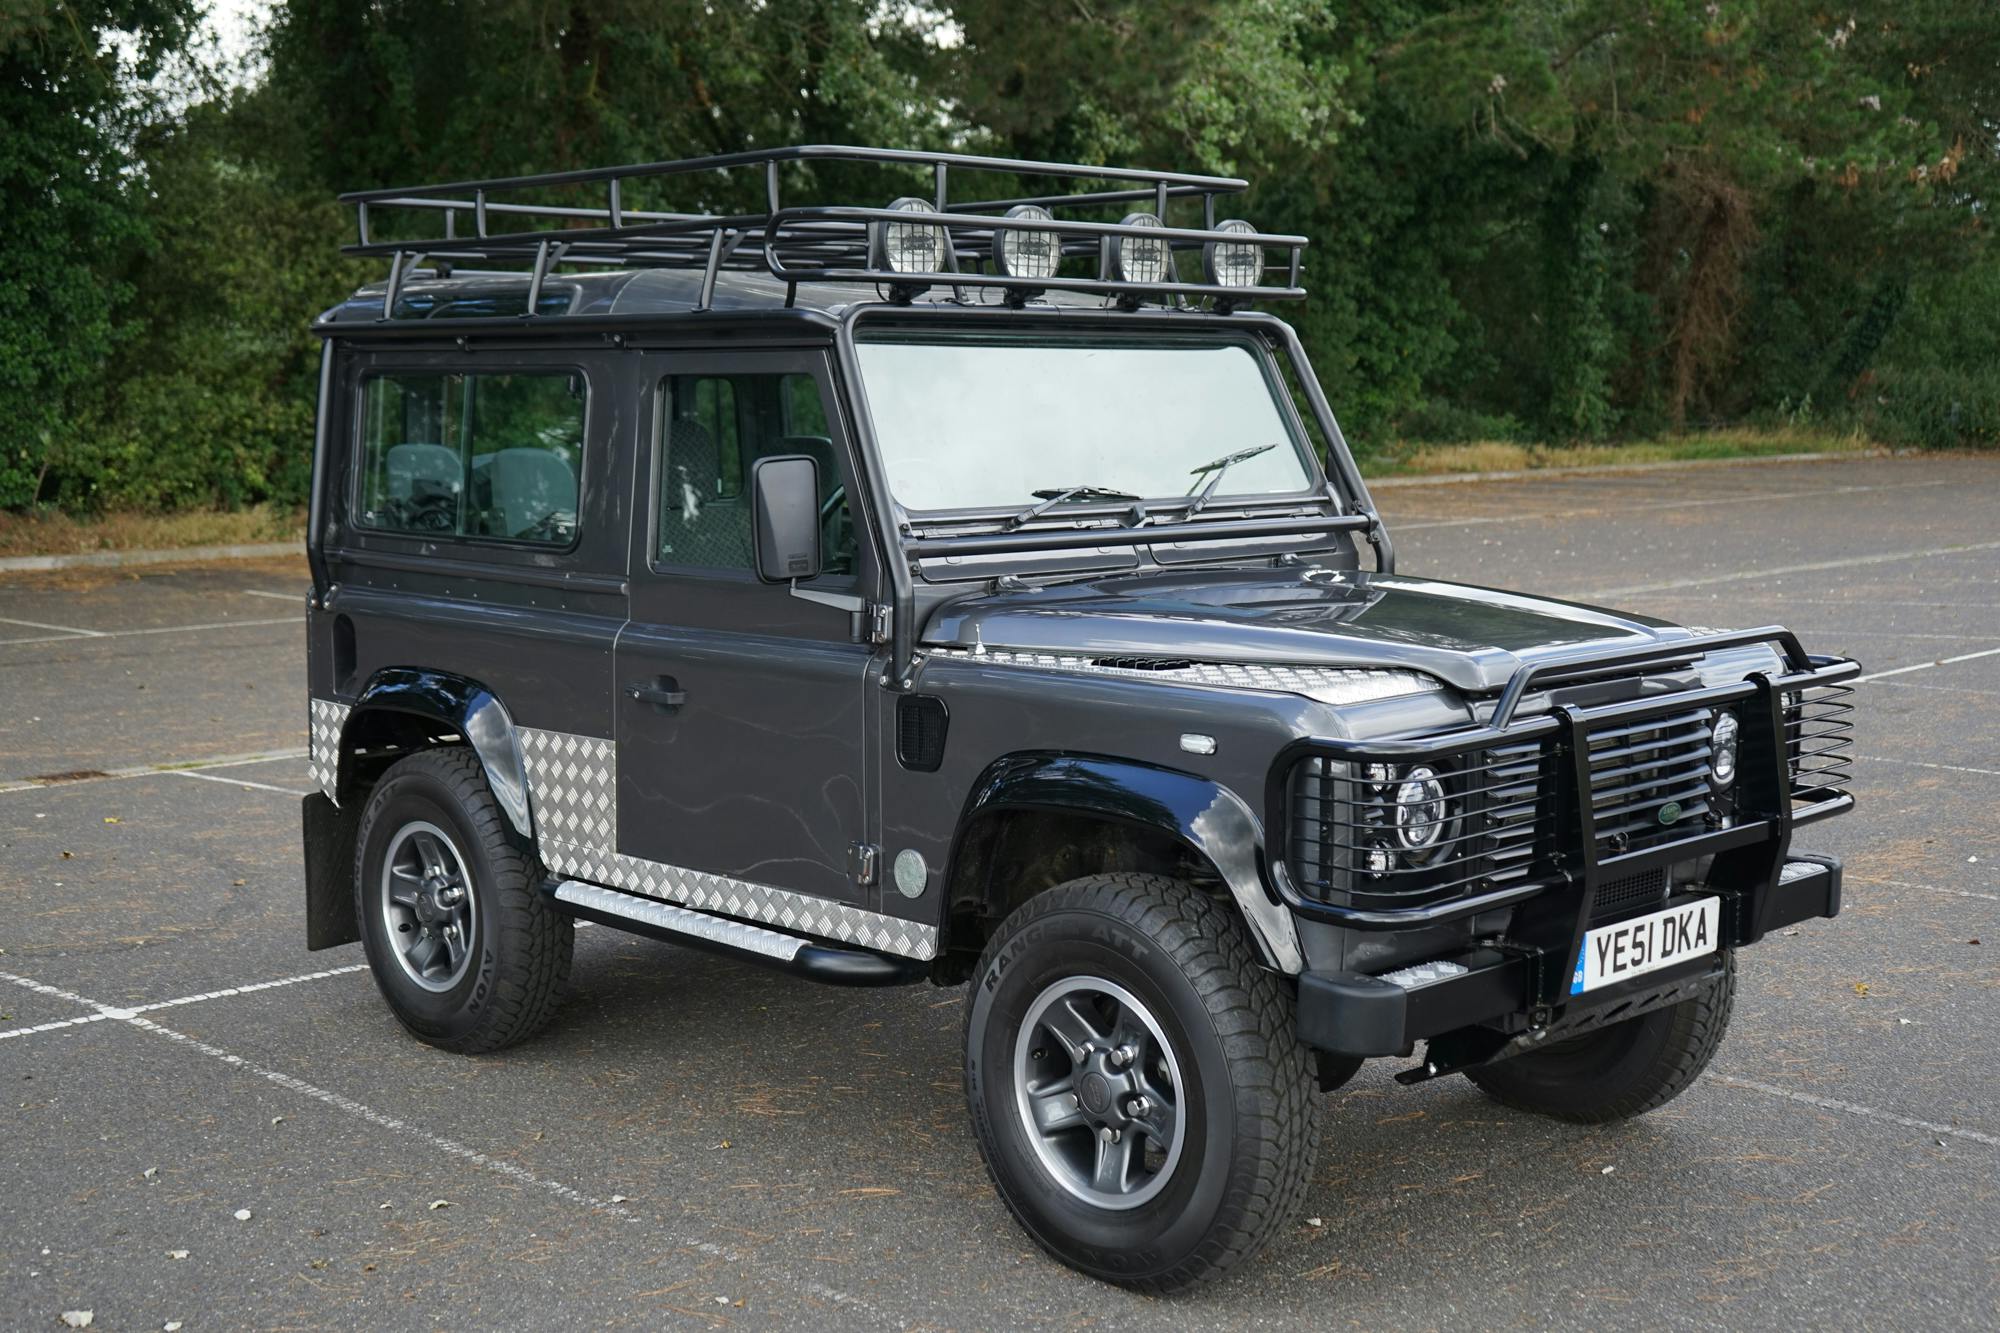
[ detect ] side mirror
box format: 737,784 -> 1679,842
750,454 -> 822,583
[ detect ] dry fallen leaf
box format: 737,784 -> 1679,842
233,1209 -> 252,1221
167,1250 -> 189,1261
60,1314 -> 93,1329
428,1199 -> 452,1211
1853,982 -> 1871,997
103,817 -> 119,824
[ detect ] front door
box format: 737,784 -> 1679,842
613,350 -> 877,909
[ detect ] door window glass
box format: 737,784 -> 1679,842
657,372 -> 857,576
357,371 -> 584,545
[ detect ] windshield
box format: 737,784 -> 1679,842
854,334 -> 1318,513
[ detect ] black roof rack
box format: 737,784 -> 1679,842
339,144 -> 1307,317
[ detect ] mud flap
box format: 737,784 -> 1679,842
302,792 -> 362,950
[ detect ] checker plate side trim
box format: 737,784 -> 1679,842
519,726 -> 937,961
309,698 -> 351,802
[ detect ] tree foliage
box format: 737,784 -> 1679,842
1,0 -> 1992,514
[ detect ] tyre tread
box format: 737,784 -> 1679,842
965,873 -> 1317,1293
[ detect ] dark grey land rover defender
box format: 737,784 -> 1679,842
300,147 -> 1859,1290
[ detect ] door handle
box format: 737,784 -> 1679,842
625,677 -> 687,710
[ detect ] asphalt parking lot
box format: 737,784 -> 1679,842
3,453 -> 1996,1330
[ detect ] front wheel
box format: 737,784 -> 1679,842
963,874 -> 1318,1292
1464,954 -> 1735,1123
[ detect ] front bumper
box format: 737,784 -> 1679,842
1296,853 -> 1840,1061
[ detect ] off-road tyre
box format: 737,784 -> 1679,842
963,873 -> 1318,1292
355,747 -> 572,1054
1464,954 -> 1735,1123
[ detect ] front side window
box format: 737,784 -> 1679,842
656,371 -> 857,577
356,371 -> 585,545
853,334 -> 1317,514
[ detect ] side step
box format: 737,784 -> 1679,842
548,881 -> 927,988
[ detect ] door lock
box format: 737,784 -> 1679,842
625,677 -> 687,710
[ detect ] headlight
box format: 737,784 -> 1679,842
1203,218 -> 1263,288
1357,762 -> 1457,874
995,204 -> 1059,281
1393,766 -> 1450,852
1110,212 -> 1170,284
1711,711 -> 1740,787
875,196 -> 945,275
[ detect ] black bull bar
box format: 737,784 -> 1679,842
1269,628 -> 1860,1069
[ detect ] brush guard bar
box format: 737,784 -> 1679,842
1271,630 -> 1860,1051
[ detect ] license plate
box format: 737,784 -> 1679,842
1571,897 -> 1721,995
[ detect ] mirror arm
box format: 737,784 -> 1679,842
788,580 -> 867,615
789,580 -> 891,647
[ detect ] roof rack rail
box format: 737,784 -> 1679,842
338,144 -> 1307,317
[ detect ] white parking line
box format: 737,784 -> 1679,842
1856,754 -> 2000,780
0,964 -> 877,1315
1580,540 -> 2000,599
0,1013 -> 114,1041
241,589 -> 303,602
127,963 -> 369,1013
0,747 -> 308,795
172,768 -> 311,798
0,964 -> 367,1041
1395,477 -> 1962,532
0,614 -> 104,636
1709,1074 -> 2000,1149
1853,646 -> 2000,683
0,615 -> 296,647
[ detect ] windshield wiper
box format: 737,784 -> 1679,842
1007,484 -> 1141,529
1178,443 -> 1277,521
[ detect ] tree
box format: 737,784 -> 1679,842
0,0 -> 198,507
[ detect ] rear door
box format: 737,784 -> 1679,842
613,350 -> 879,907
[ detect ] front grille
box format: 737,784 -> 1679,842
1785,682 -> 1855,805
1286,744 -> 1553,905
1591,867 -> 1668,921
1586,706 -> 1714,855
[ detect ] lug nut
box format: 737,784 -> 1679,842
1127,1096 -> 1150,1117
1110,1044 -> 1136,1068
1097,1126 -> 1120,1143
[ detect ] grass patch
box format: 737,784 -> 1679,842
1361,427 -> 1876,478
0,504 -> 303,559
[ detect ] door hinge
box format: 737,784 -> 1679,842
848,842 -> 880,886
866,602 -> 892,645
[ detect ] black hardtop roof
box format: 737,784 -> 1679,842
326,144 -> 1308,326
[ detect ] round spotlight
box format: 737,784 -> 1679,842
1711,712 -> 1740,787
1111,212 -> 1170,285
875,196 -> 945,276
995,204 -> 1059,282
1203,218 -> 1263,288
1393,766 -> 1450,853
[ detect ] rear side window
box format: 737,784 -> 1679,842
356,371 -> 586,546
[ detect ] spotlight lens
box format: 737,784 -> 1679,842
995,204 -> 1059,281
879,196 -> 945,276
1204,218 -> 1263,288
1711,712 -> 1740,787
1112,212 -> 1169,285
1393,766 -> 1450,852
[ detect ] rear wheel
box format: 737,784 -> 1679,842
1464,955 -> 1735,1123
963,874 -> 1317,1292
355,748 -> 572,1054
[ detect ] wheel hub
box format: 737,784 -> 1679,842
1012,976 -> 1186,1210
380,820 -> 477,992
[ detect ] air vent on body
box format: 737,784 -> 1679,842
896,695 -> 949,772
